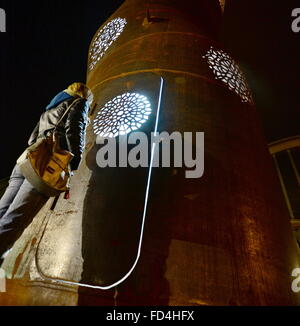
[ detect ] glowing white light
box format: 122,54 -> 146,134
93,93 -> 152,137
203,46 -> 253,104
89,18 -> 127,71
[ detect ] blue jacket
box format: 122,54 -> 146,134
46,91 -> 74,111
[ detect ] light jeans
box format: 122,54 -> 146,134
0,164 -> 49,256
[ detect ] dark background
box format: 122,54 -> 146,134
0,0 -> 299,179
223,0 -> 300,143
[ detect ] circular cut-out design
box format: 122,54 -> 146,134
93,93 -> 152,138
89,18 -> 127,71
203,47 -> 253,103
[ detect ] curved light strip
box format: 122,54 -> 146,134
34,77 -> 164,290
93,93 -> 152,137
203,46 -> 253,104
89,18 -> 127,71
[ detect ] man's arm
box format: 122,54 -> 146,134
65,98 -> 89,171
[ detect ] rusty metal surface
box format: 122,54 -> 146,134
85,0 -> 300,305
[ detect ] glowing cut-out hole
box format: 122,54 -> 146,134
93,92 -> 152,138
203,46 -> 253,104
89,18 -> 127,71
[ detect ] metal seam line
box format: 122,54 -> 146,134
90,68 -> 221,92
287,149 -> 300,187
273,154 -> 295,219
88,30 -> 213,68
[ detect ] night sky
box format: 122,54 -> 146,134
0,0 -> 299,179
